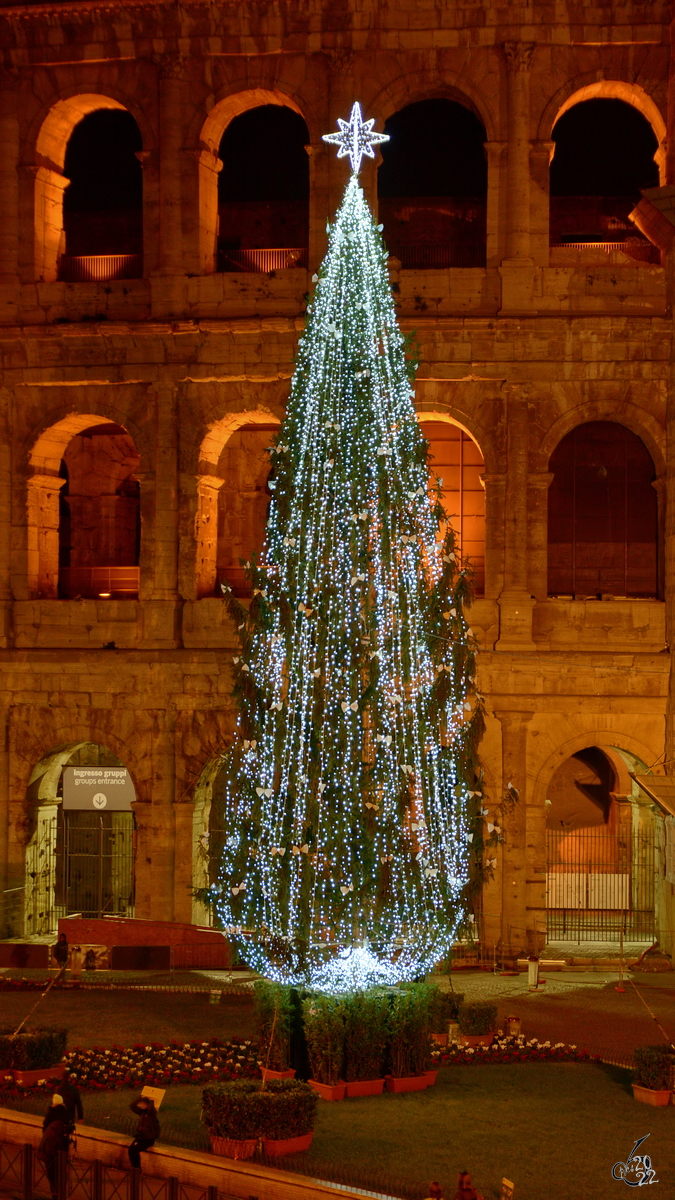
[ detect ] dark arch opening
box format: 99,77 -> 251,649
550,98 -> 659,259
58,422 -> 141,600
217,105 -> 310,272
378,98 -> 487,268
61,110 -> 143,280
547,421 -> 658,599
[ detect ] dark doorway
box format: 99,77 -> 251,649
378,98 -> 487,268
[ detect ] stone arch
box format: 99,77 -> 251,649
30,93 -> 149,283
191,753 -> 225,925
539,79 -> 667,183
417,410 -> 487,593
537,402 -> 665,478
23,739 -> 136,937
195,410 -> 282,598
369,71 -> 496,142
27,413 -> 142,600
193,88 -> 308,275
533,730 -> 658,811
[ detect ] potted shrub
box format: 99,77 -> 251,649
386,984 -> 435,1093
632,1045 -> 674,1106
343,991 -> 389,1097
302,994 -> 346,1100
261,1079 -> 318,1156
202,1080 -> 263,1158
429,988 -> 464,1047
253,980 -> 295,1081
0,1028 -> 67,1086
457,1002 -> 497,1048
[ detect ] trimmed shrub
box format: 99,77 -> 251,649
388,984 -> 435,1077
253,980 -> 292,1072
263,1079 -> 318,1139
201,1081 -> 265,1140
457,1002 -> 497,1037
0,1028 -> 67,1070
429,988 -> 464,1029
342,991 -> 389,1082
302,994 -> 345,1085
201,1079 -> 318,1141
633,1045 -> 675,1091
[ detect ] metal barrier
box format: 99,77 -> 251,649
388,242 -> 485,269
58,256 -> 143,283
217,248 -> 307,273
0,1142 -> 223,1200
59,567 -> 140,600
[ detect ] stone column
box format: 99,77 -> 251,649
195,474 -> 225,599
527,471 -> 553,601
306,141 -> 329,275
141,384 -> 180,648
0,74 -> 20,284
26,474 -> 65,598
494,710 -> 533,963
31,167 -> 69,283
480,472 -> 507,601
502,42 -> 534,264
530,140 -> 555,266
189,148 -> 222,276
652,475 -> 666,599
496,384 -> 535,649
154,57 -> 185,276
484,141 -> 507,266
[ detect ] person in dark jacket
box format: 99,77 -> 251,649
59,1076 -> 83,1125
128,1097 -> 160,1170
53,933 -> 68,971
38,1099 -> 70,1200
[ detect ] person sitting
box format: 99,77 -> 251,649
128,1096 -> 160,1170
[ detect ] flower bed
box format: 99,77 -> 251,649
441,1033 -> 596,1065
0,1038 -> 260,1094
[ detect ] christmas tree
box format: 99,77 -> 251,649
209,104 -> 484,992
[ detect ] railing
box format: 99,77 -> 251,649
0,1142 -> 224,1200
58,256 -> 143,283
388,242 -> 486,269
217,247 -> 307,273
550,241 -> 659,264
59,567 -> 140,600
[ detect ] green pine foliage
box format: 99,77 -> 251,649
207,173 -> 484,990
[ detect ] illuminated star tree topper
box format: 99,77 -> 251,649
322,101 -> 390,174
207,105 -> 484,993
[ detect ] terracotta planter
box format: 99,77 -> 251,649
632,1084 -> 671,1107
209,1135 -> 257,1160
308,1079 -> 346,1101
461,1034 -> 494,1048
423,1070 -> 438,1086
385,1074 -> 428,1093
262,1131 -> 313,1156
431,1033 -> 448,1047
261,1067 -> 296,1083
12,1063 -> 65,1087
345,1078 -> 385,1098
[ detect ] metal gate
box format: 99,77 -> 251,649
546,825 -> 655,942
24,807 -> 58,936
58,809 -> 135,919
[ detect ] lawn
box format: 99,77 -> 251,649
0,986 -> 255,1047
6,1063 -> 672,1200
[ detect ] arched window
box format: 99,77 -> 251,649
378,99 -> 487,269
550,99 -> 659,261
60,110 -> 143,281
422,420 -> 485,594
58,423 -> 141,598
217,106 -> 309,272
24,741 -> 136,935
547,421 -> 658,599
216,424 -> 277,596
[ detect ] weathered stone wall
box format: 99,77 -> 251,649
0,0 -> 671,960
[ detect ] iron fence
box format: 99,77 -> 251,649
546,825 -> 655,942
388,242 -> 485,269
58,256 -> 142,283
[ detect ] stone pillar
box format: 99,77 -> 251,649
189,148 -> 222,276
480,472 -> 507,601
527,471 -> 553,601
484,141 -> 507,266
495,710 -> 533,962
496,384 -> 535,649
652,475 -> 666,599
195,474 -> 225,599
147,383 -> 179,600
0,391 -> 12,623
502,43 -> 534,264
172,800 -> 194,923
306,141 -> 329,275
530,140 -> 555,267
0,75 -> 20,283
154,58 -> 185,276
32,167 -> 69,283
26,474 -> 65,598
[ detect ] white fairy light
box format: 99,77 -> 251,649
322,101 -> 390,174
208,149 -> 482,992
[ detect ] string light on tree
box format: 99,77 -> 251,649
206,103 -> 484,993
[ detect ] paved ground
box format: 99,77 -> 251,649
445,968 -> 675,1064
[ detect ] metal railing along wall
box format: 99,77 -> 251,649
59,567 -> 140,600
0,1142 -> 223,1200
58,256 -> 143,283
217,248 -> 307,273
388,242 -> 486,269
546,825 -> 655,943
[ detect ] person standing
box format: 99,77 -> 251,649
128,1096 -> 160,1170
38,1096 -> 70,1200
59,1074 -> 83,1126
53,933 -> 68,972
